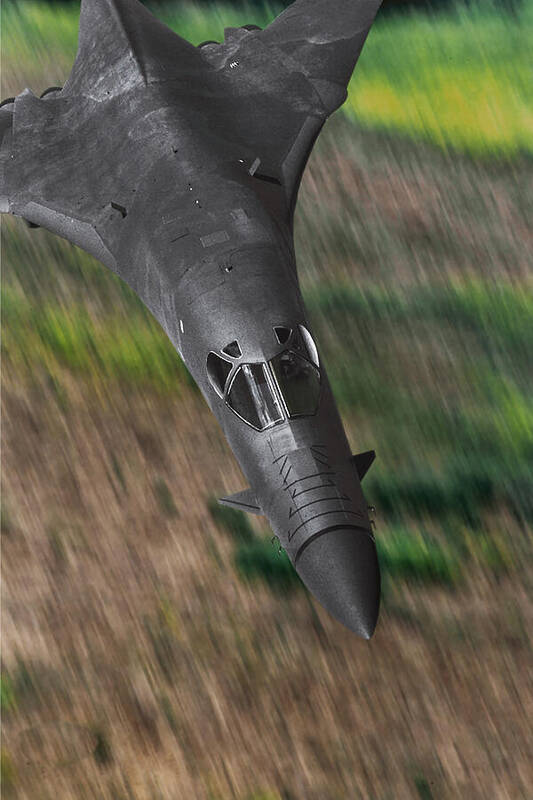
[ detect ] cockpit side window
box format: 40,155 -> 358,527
273,326 -> 292,345
290,324 -> 319,367
226,363 -> 284,431
207,352 -> 233,397
269,350 -> 320,417
297,324 -> 319,366
222,340 -> 242,358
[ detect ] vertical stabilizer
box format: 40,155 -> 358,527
63,0 -> 202,100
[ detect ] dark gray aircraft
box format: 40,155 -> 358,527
1,0 -> 383,638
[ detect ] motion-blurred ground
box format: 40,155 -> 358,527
1,1 -> 532,798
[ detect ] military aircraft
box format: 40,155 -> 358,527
0,0 -> 383,638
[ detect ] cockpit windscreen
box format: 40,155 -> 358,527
227,363 -> 284,430
215,324 -> 321,430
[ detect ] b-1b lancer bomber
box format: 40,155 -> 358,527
0,0 -> 384,637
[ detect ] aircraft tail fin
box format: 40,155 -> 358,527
63,0 -> 202,100
350,450 -> 376,481
218,489 -> 263,515
259,0 -> 384,116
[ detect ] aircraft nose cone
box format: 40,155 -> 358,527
295,528 -> 381,639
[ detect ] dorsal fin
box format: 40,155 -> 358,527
218,489 -> 263,515
63,0 -> 202,100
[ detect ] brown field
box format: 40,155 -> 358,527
2,362 -> 532,800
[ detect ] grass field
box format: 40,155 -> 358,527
1,0 -> 533,798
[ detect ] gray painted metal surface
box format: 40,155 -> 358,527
1,0 -> 383,638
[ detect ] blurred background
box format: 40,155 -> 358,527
1,0 -> 532,797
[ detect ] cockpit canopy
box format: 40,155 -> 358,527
206,325 -> 321,431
